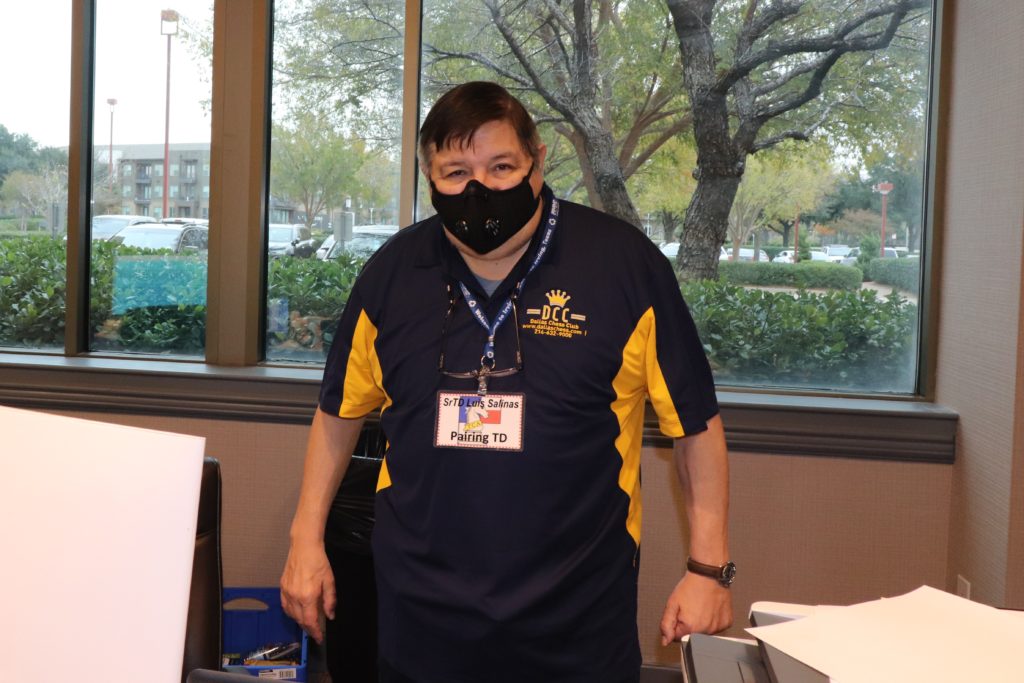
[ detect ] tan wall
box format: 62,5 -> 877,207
63,410 -> 952,668
638,446 -> 951,666
936,0 -> 1024,608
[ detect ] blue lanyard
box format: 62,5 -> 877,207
457,198 -> 560,367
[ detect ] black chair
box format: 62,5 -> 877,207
323,423 -> 386,681
182,456 -> 223,682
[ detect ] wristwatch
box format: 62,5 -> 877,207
686,557 -> 737,588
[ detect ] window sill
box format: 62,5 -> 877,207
0,353 -> 957,464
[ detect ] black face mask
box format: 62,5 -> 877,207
430,166 -> 539,254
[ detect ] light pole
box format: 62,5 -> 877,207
872,181 -> 894,256
160,9 -> 179,219
106,98 -> 117,194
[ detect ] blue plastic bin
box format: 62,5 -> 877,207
222,587 -> 308,681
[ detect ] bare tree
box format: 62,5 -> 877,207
424,0 -> 692,225
666,0 -> 930,280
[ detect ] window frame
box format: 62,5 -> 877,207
8,0 -> 954,463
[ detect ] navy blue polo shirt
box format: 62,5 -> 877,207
319,186 -> 719,682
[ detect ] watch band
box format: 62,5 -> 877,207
686,557 -> 737,588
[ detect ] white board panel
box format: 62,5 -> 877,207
0,406 -> 206,683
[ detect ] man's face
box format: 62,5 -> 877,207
426,119 -> 546,198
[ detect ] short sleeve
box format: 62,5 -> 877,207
318,283 -> 388,418
645,254 -> 719,437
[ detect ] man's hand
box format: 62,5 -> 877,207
659,572 -> 733,645
280,541 -> 336,644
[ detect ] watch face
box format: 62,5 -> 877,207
720,562 -> 737,586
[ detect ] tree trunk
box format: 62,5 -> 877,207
579,126 -> 642,227
668,0 -> 745,281
677,172 -> 743,280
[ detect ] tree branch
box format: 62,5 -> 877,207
483,0 -> 572,116
750,102 -> 834,152
716,0 -> 929,95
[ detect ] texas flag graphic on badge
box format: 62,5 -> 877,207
460,398 -> 501,431
435,391 -> 525,451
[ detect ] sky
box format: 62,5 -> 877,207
0,1 -> 214,149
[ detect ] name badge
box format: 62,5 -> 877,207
434,392 -> 525,451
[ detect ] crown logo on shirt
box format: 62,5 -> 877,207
545,289 -> 571,307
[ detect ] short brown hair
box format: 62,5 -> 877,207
418,82 -> 541,168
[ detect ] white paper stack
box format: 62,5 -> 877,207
746,585 -> 1024,683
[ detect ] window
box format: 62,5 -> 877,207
0,4 -> 70,352
266,0 -> 405,362
86,0 -> 213,358
0,2 -> 939,404
412,0 -> 932,394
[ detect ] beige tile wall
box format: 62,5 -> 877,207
936,0 -> 1024,608
63,410 -> 952,668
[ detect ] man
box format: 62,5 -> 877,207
281,81 -> 733,682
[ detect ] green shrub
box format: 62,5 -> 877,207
762,245 -> 784,262
867,258 -> 920,294
798,239 -> 811,261
681,280 -> 917,391
856,234 -> 880,272
0,236 -> 66,348
266,253 -> 364,353
715,260 -> 863,290
0,235 -> 365,354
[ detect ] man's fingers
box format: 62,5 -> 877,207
299,596 -> 323,643
323,574 -> 337,621
660,604 -> 681,645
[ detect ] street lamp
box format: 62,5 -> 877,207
872,180 -> 894,257
106,98 -> 117,194
160,9 -> 179,219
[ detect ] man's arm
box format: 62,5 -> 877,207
659,413 -> 733,645
280,408 -> 366,644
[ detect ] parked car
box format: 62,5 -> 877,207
809,250 -> 830,262
720,246 -> 769,262
660,242 -> 680,258
161,217 -> 209,226
840,247 -> 900,266
268,224 -> 316,258
775,249 -> 796,264
91,214 -> 157,240
824,244 -> 853,263
109,223 -> 209,253
327,225 -> 399,260
314,235 -> 336,260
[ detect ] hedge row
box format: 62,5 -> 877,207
0,236 -> 365,354
681,280 -> 918,391
866,258 -> 920,294
715,260 -> 863,291
0,237 -> 918,390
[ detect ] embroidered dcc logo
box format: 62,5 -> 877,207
523,289 -> 588,339
545,289 -> 570,308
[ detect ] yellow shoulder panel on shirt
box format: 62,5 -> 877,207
376,456 -> 392,492
610,307 -> 686,548
338,309 -> 391,419
337,309 -> 395,492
